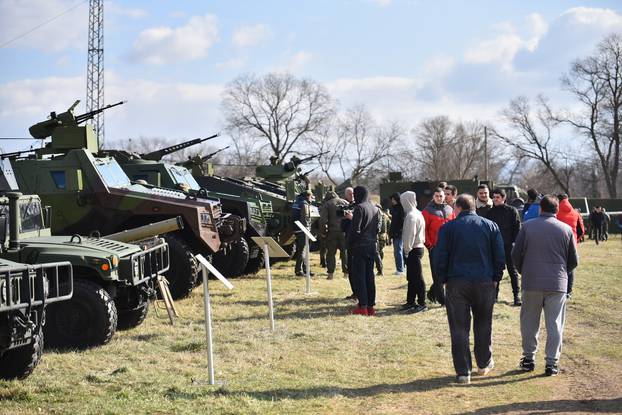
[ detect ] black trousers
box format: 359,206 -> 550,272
567,270 -> 574,294
347,249 -> 356,296
294,232 -> 307,273
499,244 -> 520,297
351,244 -> 376,307
406,247 -> 426,305
445,279 -> 496,376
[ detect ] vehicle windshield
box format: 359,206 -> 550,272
94,158 -> 132,188
167,165 -> 200,190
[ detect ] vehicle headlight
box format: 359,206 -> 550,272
133,258 -> 140,277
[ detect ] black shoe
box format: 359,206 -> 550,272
295,271 -> 304,276
513,295 -> 522,306
545,363 -> 559,376
412,304 -> 428,313
519,357 -> 535,372
400,303 -> 415,311
566,292 -> 572,300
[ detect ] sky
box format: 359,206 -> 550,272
0,0 -> 621,154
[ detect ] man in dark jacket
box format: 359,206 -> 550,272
475,184 -> 493,216
433,194 -> 505,384
486,188 -> 522,305
512,195 -> 578,376
292,190 -> 313,276
319,191 -> 349,279
348,186 -> 380,316
389,193 -> 405,275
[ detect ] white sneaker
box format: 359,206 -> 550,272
455,375 -> 471,384
393,271 -> 404,276
475,359 -> 494,376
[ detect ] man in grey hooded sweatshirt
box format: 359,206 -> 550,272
400,191 -> 427,312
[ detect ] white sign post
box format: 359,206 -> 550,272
195,254 -> 233,385
251,237 -> 289,332
294,221 -> 317,294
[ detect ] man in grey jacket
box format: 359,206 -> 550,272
512,195 -> 578,376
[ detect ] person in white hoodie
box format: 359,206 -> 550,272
400,191 -> 427,313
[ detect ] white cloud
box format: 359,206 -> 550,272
464,13 -> 548,71
216,57 -> 246,71
560,7 -> 622,28
128,15 -> 219,65
0,0 -> 87,51
286,50 -> 313,72
0,73 -> 225,152
232,24 -> 271,48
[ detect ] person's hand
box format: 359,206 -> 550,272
345,211 -> 353,220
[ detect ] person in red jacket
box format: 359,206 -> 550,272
422,187 -> 455,303
556,194 -> 582,298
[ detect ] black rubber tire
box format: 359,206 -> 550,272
43,278 -> 117,349
212,238 -> 250,278
0,326 -> 44,380
116,299 -> 149,331
244,241 -> 264,274
163,234 -> 199,300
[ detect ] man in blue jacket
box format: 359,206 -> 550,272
434,194 -> 505,384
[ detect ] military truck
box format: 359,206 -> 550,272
1,259 -> 73,379
103,137 -> 273,276
0,191 -> 171,348
4,101 -> 245,299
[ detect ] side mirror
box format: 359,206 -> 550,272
43,206 -> 52,229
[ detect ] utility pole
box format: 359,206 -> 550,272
484,126 -> 489,180
86,0 -> 104,147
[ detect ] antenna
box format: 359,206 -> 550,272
86,0 -> 104,147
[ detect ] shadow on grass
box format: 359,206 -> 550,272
459,397 -> 622,414
217,371 -> 540,401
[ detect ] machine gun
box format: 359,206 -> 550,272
28,100 -> 125,140
179,145 -> 230,176
283,151 -> 329,172
141,133 -> 220,161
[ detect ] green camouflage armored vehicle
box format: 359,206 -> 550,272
5,101 -> 245,299
103,136 -> 272,276
1,259 -> 73,379
194,155 -> 322,253
0,191 -> 170,348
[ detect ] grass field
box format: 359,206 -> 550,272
1,237 -> 621,414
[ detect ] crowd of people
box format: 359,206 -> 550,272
292,181 -> 593,384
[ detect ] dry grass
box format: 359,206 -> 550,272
1,237 -> 621,414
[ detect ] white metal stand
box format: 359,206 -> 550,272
263,243 -> 275,332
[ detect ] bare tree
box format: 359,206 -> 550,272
493,96 -> 571,194
559,33 -> 622,198
410,116 -> 501,181
222,72 -> 335,164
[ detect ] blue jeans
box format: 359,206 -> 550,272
393,237 -> 404,272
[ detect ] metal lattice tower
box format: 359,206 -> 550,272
86,0 -> 104,146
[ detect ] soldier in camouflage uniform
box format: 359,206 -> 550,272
319,191 -> 349,279
375,206 -> 391,276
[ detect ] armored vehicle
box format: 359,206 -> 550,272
103,137 -> 272,275
194,155 -> 322,253
5,101 -> 245,299
0,192 -> 170,348
1,259 -> 73,379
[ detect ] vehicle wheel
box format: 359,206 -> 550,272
0,326 -> 43,380
163,234 -> 199,300
244,241 -> 264,274
117,299 -> 149,330
43,279 -> 117,349
212,238 -> 250,278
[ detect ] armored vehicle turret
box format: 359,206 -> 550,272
0,192 -> 171,348
4,102 -> 245,299
1,259 -> 73,379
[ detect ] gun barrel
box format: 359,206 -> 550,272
297,151 -> 330,164
141,133 -> 220,161
201,145 -> 230,162
75,101 -> 125,124
104,217 -> 184,243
